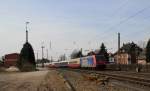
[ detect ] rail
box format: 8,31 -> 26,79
62,68 -> 150,87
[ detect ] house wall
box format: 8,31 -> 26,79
4,53 -> 19,67
114,53 -> 131,64
138,59 -> 146,65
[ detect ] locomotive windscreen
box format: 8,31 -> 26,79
95,55 -> 106,61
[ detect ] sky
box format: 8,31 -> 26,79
0,0 -> 150,60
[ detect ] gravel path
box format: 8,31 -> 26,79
0,71 -> 48,91
0,69 -> 70,91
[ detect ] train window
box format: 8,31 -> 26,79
61,62 -> 68,65
95,55 -> 106,61
69,61 -> 77,64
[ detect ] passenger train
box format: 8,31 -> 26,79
49,55 -> 108,70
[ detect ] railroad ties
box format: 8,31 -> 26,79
64,68 -> 150,88
96,72 -> 150,87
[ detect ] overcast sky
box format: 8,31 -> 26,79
0,0 -> 150,59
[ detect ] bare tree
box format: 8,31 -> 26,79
59,54 -> 66,61
137,41 -> 146,49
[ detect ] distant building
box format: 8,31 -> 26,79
114,49 -> 147,65
108,53 -> 115,63
137,48 -> 146,65
114,50 -> 131,64
4,53 -> 20,67
119,53 -> 130,64
114,42 -> 143,64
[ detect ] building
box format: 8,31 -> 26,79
4,53 -> 20,67
114,50 -> 131,64
114,42 -> 143,64
108,53 -> 115,64
137,48 -> 146,65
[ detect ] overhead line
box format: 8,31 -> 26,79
95,5 -> 150,41
108,6 -> 150,34
94,0 -> 130,40
115,6 -> 150,27
111,0 -> 129,16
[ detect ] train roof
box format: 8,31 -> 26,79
52,61 -> 68,64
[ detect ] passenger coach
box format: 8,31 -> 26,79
68,58 -> 80,68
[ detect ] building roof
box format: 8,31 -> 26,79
5,53 -> 20,59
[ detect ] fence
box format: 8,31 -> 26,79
105,64 -> 150,72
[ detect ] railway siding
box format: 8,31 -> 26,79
61,68 -> 150,91
95,72 -> 150,87
58,71 -> 76,91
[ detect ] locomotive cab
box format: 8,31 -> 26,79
95,55 -> 107,70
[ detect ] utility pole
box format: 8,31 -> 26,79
50,41 -> 52,50
49,41 -> 52,62
46,49 -> 49,60
41,44 -> 45,67
117,32 -> 121,65
118,33 -> 120,51
51,56 -> 53,63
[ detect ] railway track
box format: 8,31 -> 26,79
56,68 -> 107,91
57,69 -> 76,91
62,68 -> 150,87
96,72 -> 150,87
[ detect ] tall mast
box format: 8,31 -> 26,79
26,22 -> 29,43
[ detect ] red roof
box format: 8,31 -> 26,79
5,53 -> 20,59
